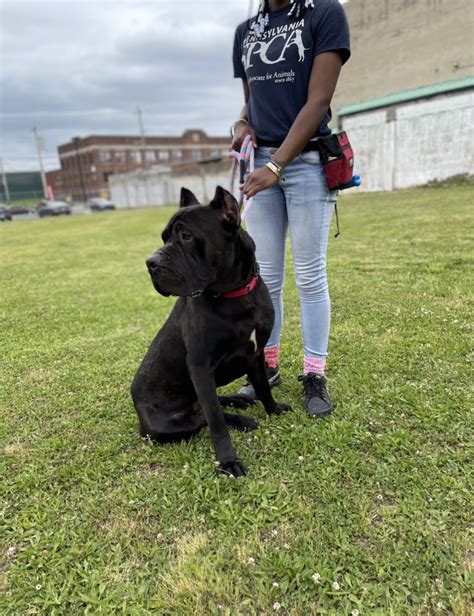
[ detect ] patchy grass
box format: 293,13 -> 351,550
1,186 -> 472,615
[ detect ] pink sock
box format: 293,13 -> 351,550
304,355 -> 326,376
264,345 -> 280,369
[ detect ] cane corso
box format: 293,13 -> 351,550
131,186 -> 291,477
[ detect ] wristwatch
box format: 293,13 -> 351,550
265,159 -> 284,180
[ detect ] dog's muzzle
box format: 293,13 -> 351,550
146,253 -> 186,296
146,254 -> 164,274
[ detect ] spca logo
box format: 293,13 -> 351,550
242,26 -> 309,70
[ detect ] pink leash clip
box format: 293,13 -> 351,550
229,135 -> 255,221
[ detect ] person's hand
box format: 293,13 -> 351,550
231,121 -> 257,151
241,166 -> 279,198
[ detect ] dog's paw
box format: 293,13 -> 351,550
241,417 -> 260,432
217,458 -> 247,478
219,394 -> 256,409
271,402 -> 292,415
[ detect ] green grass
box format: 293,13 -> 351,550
1,186 -> 472,615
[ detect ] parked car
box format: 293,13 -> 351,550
0,205 -> 12,221
37,201 -> 71,217
6,205 -> 35,216
87,198 -> 116,212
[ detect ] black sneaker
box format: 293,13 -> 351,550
298,373 -> 334,418
237,363 -> 282,400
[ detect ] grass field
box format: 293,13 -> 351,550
1,186 -> 472,615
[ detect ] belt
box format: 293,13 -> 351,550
257,139 -> 320,152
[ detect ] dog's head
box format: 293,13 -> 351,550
147,186 -> 254,297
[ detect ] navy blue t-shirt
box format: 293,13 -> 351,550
233,0 -> 350,142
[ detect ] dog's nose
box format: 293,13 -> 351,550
146,255 -> 161,273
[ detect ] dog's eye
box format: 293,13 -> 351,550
181,231 -> 193,242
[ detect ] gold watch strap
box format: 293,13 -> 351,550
265,160 -> 283,180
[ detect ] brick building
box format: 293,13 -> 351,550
46,129 -> 230,200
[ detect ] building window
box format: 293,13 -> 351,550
192,132 -> 200,142
158,151 -> 170,161
131,151 -> 142,163
115,151 -> 127,163
99,150 -> 112,163
146,151 -> 156,162
173,150 -> 183,160
192,150 -> 203,161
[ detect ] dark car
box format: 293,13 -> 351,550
0,205 -> 12,221
87,198 -> 116,212
8,205 -> 35,216
37,200 -> 71,217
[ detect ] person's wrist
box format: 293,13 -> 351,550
271,150 -> 288,168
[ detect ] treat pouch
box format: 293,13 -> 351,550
317,132 -> 354,190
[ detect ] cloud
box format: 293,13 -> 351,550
0,0 -> 348,171
0,0 -> 247,170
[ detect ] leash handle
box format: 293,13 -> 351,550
229,135 -> 255,221
239,159 -> 246,185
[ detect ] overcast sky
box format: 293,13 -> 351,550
0,0 -> 348,172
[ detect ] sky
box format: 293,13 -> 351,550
0,0 -> 348,172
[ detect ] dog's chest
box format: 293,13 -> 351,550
215,322 -> 262,363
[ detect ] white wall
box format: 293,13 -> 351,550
341,89 -> 474,191
109,163 -> 234,208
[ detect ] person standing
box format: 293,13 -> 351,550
231,0 -> 350,416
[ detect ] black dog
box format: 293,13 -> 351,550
131,186 -> 291,477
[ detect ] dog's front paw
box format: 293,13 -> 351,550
217,458 -> 247,478
271,402 -> 292,415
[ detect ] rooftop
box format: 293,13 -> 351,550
338,76 -> 474,117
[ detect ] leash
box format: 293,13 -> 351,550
229,134 -> 255,221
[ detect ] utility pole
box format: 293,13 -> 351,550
0,158 -> 10,203
32,127 -> 48,199
73,137 -> 88,202
136,106 -> 151,205
136,106 -> 148,169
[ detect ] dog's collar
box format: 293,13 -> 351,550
190,265 -> 260,299
219,274 -> 260,298
191,271 -> 260,299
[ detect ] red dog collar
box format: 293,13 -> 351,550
220,274 -> 260,299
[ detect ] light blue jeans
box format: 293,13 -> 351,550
245,146 -> 337,359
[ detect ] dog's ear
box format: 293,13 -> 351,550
180,188 -> 200,208
210,186 -> 240,230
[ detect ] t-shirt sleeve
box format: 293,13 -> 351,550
233,25 -> 247,79
312,0 -> 351,65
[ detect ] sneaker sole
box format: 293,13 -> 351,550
308,408 -> 333,418
237,374 -> 282,399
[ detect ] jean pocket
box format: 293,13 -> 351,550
299,150 -> 321,165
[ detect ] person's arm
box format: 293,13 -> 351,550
273,52 -> 342,166
231,81 -> 257,150
241,51 -> 342,198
